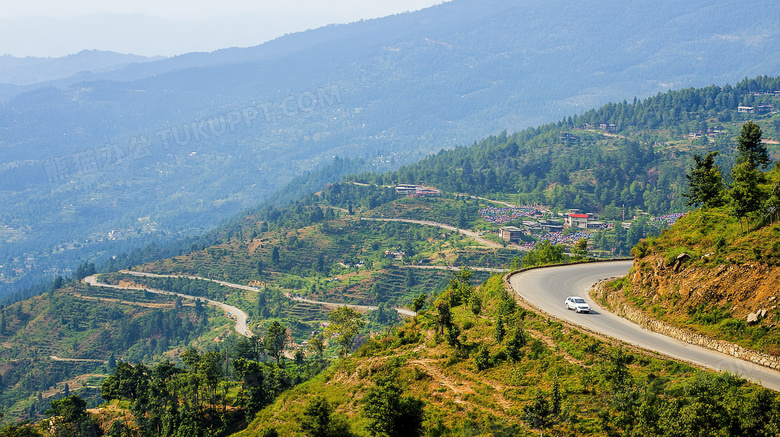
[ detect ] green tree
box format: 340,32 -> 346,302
309,334 -> 325,361
300,395 -> 353,437
766,180 -> 780,224
494,315 -> 506,343
264,321 -> 288,366
573,238 -> 589,258
447,268 -> 474,306
523,392 -> 554,436
523,240 -> 566,268
730,161 -> 767,232
46,395 -> 99,437
469,294 -> 482,317
362,378 -> 425,437
473,344 -> 490,371
101,362 -> 148,401
325,307 -> 365,357
683,151 -> 726,208
434,300 -> 452,335
197,350 -> 223,403
233,358 -> 269,419
737,121 -> 770,169
605,348 -> 632,391
506,324 -> 526,361
411,293 -> 427,313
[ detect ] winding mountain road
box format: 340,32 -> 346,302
508,262 -> 780,391
83,275 -> 253,338
399,265 -> 507,273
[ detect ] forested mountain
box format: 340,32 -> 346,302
1,0 -> 780,298
347,77 -> 780,215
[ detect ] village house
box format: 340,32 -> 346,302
395,184 -> 441,197
566,213 -> 590,229
498,226 -> 524,242
541,219 -> 563,232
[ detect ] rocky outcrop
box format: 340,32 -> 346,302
631,255 -> 780,320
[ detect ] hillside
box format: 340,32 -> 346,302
3,0 -> 780,297
210,277 -> 780,436
0,280 -> 233,419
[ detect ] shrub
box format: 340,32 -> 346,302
473,344 -> 491,371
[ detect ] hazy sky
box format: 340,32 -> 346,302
0,0 -> 448,57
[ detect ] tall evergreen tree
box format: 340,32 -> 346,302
737,121 -> 770,169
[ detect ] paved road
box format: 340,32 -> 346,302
508,262 -> 780,391
360,217 -> 503,249
118,271 -> 416,317
83,275 -> 253,338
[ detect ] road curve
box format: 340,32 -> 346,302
508,262 -> 780,391
118,271 -> 416,317
360,217 -> 503,249
83,275 -> 253,338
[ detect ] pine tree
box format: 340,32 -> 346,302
683,152 -> 725,208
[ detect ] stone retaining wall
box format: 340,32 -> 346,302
592,281 -> 780,371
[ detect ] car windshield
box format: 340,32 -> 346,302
575,299 -> 586,304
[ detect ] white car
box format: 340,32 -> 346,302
565,296 -> 591,313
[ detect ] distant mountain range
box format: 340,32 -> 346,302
0,0 -> 779,296
0,50 -> 163,87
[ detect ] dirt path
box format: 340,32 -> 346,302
83,275 -> 253,338
468,195 -> 516,208
50,355 -> 107,363
70,292 -> 188,308
409,359 -> 512,413
359,217 -> 504,249
285,293 -> 416,317
399,265 -> 507,273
